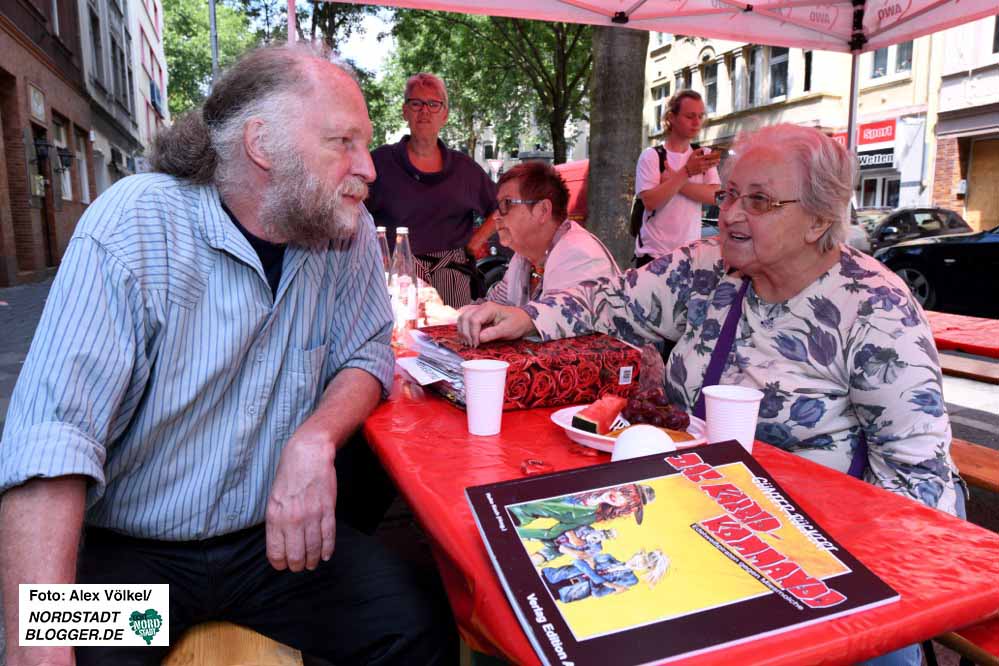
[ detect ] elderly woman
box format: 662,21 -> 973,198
460,123 -> 961,514
484,161 -> 619,306
366,73 -> 497,308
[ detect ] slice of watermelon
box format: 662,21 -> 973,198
572,395 -> 628,435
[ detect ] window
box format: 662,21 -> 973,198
994,16 -> 998,53
860,175 -> 900,207
89,9 -> 105,86
803,51 -> 812,92
703,62 -> 717,113
895,41 -> 912,73
748,46 -> 760,106
870,42 -> 912,80
675,73 -> 684,94
75,129 -> 90,204
769,47 -> 788,99
50,0 -> 60,35
651,83 -> 670,133
871,48 -> 889,78
53,121 -> 72,201
683,68 -> 691,89
140,29 -> 149,72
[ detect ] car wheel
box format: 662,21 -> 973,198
894,265 -> 936,309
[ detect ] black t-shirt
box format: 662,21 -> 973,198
221,202 -> 286,298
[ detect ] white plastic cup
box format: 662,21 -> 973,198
462,359 -> 510,436
703,385 -> 764,454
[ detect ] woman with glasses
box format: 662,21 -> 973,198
366,73 -> 498,308
458,125 -> 962,569
480,161 -> 619,307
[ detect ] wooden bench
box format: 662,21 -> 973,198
935,617 -> 999,666
162,621 -> 303,666
951,438 -> 999,494
939,353 -> 999,385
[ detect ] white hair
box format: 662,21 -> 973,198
723,124 -> 856,253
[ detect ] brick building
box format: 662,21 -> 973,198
1,0 -> 94,286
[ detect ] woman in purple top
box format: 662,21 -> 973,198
366,73 -> 498,308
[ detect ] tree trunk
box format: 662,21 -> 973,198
550,111 -> 567,164
588,26 -> 648,267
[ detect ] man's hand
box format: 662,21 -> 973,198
683,149 -> 721,177
264,368 -> 381,572
265,435 -> 337,572
457,302 -> 536,347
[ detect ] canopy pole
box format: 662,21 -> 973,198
847,51 -> 859,154
208,0 -> 219,81
288,0 -> 298,42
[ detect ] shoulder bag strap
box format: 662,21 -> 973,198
692,277 -> 750,420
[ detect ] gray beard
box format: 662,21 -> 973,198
258,152 -> 368,246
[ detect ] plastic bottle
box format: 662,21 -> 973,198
390,227 -> 418,338
375,226 -> 392,287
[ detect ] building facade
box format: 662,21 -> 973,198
643,33 -> 934,211
129,0 -> 168,160
934,16 -> 999,231
77,0 -> 143,196
1,0 -> 94,285
0,0 -> 168,286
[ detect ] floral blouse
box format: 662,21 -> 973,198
526,239 -> 960,514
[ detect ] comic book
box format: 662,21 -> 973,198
465,441 -> 899,666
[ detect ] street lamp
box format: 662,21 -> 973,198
32,137 -> 51,162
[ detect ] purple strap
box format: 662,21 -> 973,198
692,278 -> 751,420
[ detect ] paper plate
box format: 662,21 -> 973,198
550,405 -> 706,453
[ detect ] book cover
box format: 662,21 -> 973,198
466,441 -> 899,666
416,325 -> 642,410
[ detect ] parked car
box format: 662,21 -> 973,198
874,225 -> 999,317
852,206 -> 892,237
868,207 -> 972,251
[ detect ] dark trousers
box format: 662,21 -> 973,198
76,523 -> 456,665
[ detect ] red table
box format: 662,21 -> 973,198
926,310 -> 999,359
363,377 -> 999,665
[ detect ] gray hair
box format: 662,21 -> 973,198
150,41 -> 355,190
404,72 -> 449,107
723,123 -> 855,253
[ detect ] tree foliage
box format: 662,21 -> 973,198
163,0 -> 255,116
384,10 -> 591,163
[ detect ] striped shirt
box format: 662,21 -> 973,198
0,174 -> 394,540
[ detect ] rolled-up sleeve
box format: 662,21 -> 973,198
0,236 -> 146,505
327,211 -> 394,396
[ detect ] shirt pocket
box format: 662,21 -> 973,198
278,342 -> 330,440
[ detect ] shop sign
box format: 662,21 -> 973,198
858,148 -> 894,170
28,84 -> 46,123
831,119 -> 896,148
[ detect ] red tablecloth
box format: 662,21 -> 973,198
926,311 -> 999,359
363,378 -> 999,665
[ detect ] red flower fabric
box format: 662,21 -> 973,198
420,325 -> 642,410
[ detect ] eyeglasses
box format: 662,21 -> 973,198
404,98 -> 446,113
715,189 -> 800,215
497,198 -> 539,215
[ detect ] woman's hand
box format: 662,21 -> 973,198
457,302 -> 536,346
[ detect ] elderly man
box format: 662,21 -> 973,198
0,44 -> 453,666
